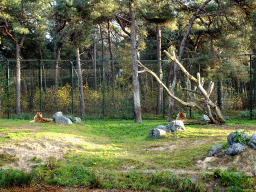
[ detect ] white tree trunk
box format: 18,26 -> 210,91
130,0 -> 142,123
156,24 -> 163,115
76,47 -> 86,117
15,42 -> 21,115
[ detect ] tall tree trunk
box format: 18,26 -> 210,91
108,20 -> 115,88
130,0 -> 142,123
15,42 -> 21,115
253,57 -> 256,109
217,80 -> 223,110
100,25 -> 106,119
76,47 -> 86,117
156,24 -> 163,115
167,0 -> 212,122
93,32 -> 97,90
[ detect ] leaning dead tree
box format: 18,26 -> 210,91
137,51 -> 226,125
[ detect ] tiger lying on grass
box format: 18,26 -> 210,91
30,112 -> 53,123
176,111 -> 188,121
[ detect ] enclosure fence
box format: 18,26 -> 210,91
0,56 -> 255,119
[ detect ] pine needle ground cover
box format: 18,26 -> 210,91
0,118 -> 256,191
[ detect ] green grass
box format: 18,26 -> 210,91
0,168 -> 33,188
0,153 -> 19,166
0,118 -> 255,190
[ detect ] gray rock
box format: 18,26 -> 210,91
225,143 -> 246,156
208,145 -> 223,157
167,120 -> 185,133
227,132 -> 237,145
227,131 -> 250,146
155,125 -> 167,131
75,117 -> 81,124
248,133 -> 256,150
149,128 -> 167,139
52,111 -> 72,124
202,114 -> 210,121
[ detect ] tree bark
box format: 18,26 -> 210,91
15,37 -> 25,115
167,0 -> 212,122
76,47 -> 86,117
130,0 -> 142,123
156,24 -> 163,115
108,20 -> 115,88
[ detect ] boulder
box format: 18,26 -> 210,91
248,133 -> 256,150
155,125 -> 167,131
202,114 -> 210,121
149,128 -> 167,139
167,120 -> 185,133
225,143 -> 246,156
208,145 -> 223,157
52,111 -> 72,124
75,117 -> 81,124
227,132 -> 237,145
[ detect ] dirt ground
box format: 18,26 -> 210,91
0,124 -> 256,191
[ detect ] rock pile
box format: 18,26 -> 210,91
208,131 -> 256,156
149,120 -> 185,139
52,111 -> 81,125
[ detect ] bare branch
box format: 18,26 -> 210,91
182,88 -> 201,94
207,81 -> 214,96
138,70 -> 146,73
164,50 -> 198,82
137,61 -> 195,108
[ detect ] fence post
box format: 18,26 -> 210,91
39,60 -> 43,112
162,61 -> 165,119
71,61 -> 74,116
6,61 -> 10,119
217,81 -> 223,111
189,62 -> 192,118
102,55 -> 105,120
250,55 -> 253,120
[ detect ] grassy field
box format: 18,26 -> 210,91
0,116 -> 256,191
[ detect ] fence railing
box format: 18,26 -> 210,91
0,58 -> 255,119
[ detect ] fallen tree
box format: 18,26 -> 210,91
137,51 -> 225,124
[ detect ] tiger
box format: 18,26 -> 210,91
30,112 -> 53,123
176,111 -> 188,121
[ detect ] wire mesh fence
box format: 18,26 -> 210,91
0,56 -> 255,119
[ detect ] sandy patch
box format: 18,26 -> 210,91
0,138 -> 87,172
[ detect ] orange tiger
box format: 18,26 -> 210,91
30,112 -> 53,123
176,111 -> 188,121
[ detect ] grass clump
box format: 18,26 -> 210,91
29,156 -> 43,163
0,153 -> 19,166
0,169 -> 33,188
98,171 -> 205,191
214,168 -> 255,190
33,157 -> 98,187
233,130 -> 251,145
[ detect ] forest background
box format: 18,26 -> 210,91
0,0 -> 256,122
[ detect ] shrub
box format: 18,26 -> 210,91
238,110 -> 256,119
234,130 -> 250,145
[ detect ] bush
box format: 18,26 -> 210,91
238,111 -> 256,119
10,113 -> 33,120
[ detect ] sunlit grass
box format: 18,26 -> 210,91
0,118 -> 256,189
